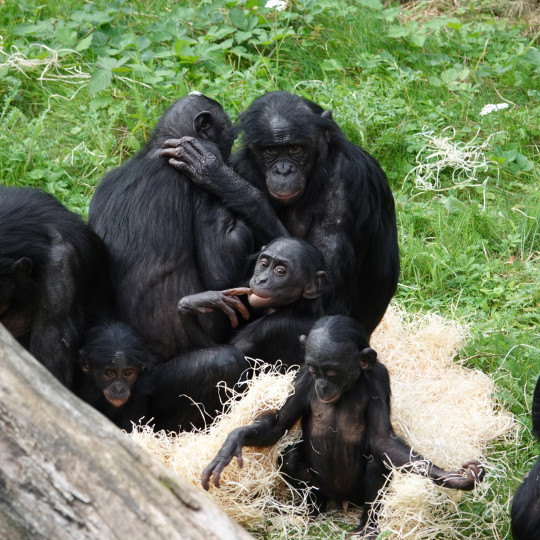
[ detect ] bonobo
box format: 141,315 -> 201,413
75,323 -> 155,431
511,375 -> 540,540
178,237 -> 328,368
89,94 -> 265,430
0,186 -> 111,387
89,93 -> 284,360
161,91 -> 399,337
201,315 -> 484,536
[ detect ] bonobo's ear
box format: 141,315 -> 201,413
81,361 -> 89,373
303,271 -> 328,300
13,257 -> 32,275
193,111 -> 214,140
321,109 -> 333,143
359,347 -> 377,370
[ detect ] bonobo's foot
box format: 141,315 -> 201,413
346,523 -> 380,539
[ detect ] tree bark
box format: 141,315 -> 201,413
0,324 -> 253,540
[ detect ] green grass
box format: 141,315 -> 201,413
1,0 -> 538,537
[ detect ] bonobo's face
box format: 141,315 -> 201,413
248,239 -> 310,309
92,365 -> 139,408
304,329 -> 362,405
253,117 -> 317,206
257,144 -> 310,205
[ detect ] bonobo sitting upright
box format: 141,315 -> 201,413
511,374 -> 540,540
161,91 -> 399,338
202,315 -> 484,537
178,237 -> 328,368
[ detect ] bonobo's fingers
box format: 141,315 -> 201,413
161,138 -> 184,149
201,439 -> 244,490
223,288 -> 252,322
218,298 -> 240,328
161,136 -> 205,159
439,460 -> 484,490
224,287 -> 252,297
166,158 -> 191,175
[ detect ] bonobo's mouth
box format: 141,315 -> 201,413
247,290 -> 274,309
269,187 -> 305,204
105,396 -> 129,408
318,394 -> 341,405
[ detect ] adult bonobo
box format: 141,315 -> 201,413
178,237 -> 328,369
0,186 -> 111,387
161,91 -> 399,337
202,315 -> 484,537
89,93 -> 284,360
76,322 -> 156,431
511,375 -> 540,540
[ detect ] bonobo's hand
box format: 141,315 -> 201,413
438,460 -> 485,490
178,288 -> 251,328
201,431 -> 245,490
160,136 -> 227,188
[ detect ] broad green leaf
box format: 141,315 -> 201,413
76,34 -> 94,52
321,59 -> 344,72
88,68 -> 112,94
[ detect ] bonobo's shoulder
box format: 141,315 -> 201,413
364,361 -> 391,392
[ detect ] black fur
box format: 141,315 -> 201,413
76,322 -> 155,430
233,91 -> 400,336
512,375 -> 540,540
0,186 -> 111,387
202,315 -> 483,536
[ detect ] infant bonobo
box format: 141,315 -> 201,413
75,322 -> 155,431
201,315 -> 484,537
178,237 -> 328,368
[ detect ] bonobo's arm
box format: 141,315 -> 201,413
179,288 -> 251,328
367,363 -> 484,490
201,368 -> 310,490
160,137 -> 288,241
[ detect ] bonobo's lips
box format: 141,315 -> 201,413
105,396 -> 129,408
318,393 -> 341,405
248,290 -> 274,308
269,187 -> 304,204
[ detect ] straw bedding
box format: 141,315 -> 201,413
130,305 -> 515,538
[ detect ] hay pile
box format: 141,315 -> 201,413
130,305 -> 516,539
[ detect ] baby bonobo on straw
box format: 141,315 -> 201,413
178,237 -> 328,369
201,315 -> 484,537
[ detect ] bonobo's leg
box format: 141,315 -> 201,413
279,442 -> 327,513
30,233 -> 81,388
149,345 -> 249,431
350,456 -> 388,539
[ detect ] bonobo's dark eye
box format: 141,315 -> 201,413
308,365 -> 317,375
325,370 -> 338,378
289,145 -> 302,155
264,147 -> 278,156
274,265 -> 287,276
123,369 -> 134,378
259,257 -> 269,269
104,369 -> 115,379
